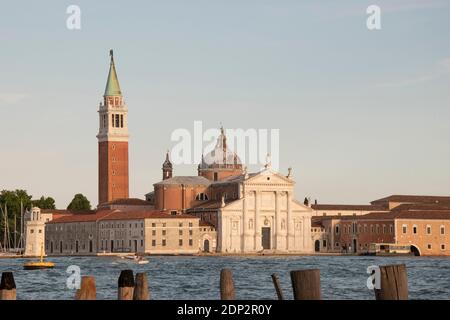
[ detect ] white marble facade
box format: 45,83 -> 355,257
217,169 -> 313,253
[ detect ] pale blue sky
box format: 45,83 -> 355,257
1,0 -> 449,208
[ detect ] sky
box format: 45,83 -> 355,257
0,0 -> 449,208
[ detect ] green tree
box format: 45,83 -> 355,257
0,189 -> 32,213
32,196 -> 56,209
67,193 -> 91,211
0,189 -> 33,248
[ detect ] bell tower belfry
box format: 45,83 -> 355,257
97,50 -> 129,205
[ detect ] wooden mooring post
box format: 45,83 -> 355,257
220,268 -> 235,300
133,272 -> 150,300
271,273 -> 284,300
290,269 -> 321,300
0,272 -> 16,300
75,276 -> 96,300
374,264 -> 408,300
118,270 -> 135,300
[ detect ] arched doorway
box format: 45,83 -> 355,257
111,240 -> 114,252
89,240 -> 93,253
353,239 -> 357,253
75,241 -> 79,253
314,240 -> 321,252
204,239 -> 210,252
60,241 -> 63,253
411,245 -> 421,256
50,241 -> 53,254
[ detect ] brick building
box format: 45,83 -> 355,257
311,198 -> 450,256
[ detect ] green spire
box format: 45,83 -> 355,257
104,49 -> 122,96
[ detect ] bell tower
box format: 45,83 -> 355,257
162,151 -> 173,180
97,49 -> 129,205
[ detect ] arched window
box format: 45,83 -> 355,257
195,193 -> 209,201
248,219 -> 253,229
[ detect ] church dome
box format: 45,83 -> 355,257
199,127 -> 242,170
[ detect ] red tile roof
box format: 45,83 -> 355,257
394,210 -> 450,220
48,209 -> 199,223
100,198 -> 151,206
99,210 -> 198,221
41,209 -> 95,215
313,210 -> 450,222
311,204 -> 386,211
371,195 -> 450,205
392,203 -> 450,211
48,210 -> 116,223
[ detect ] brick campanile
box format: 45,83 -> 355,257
97,50 -> 129,205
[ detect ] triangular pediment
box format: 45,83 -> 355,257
244,169 -> 294,186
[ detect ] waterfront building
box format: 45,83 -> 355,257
45,209 -> 215,255
311,221 -> 327,252
311,200 -> 450,256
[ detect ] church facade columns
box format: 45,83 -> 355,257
242,195 -> 253,252
287,191 -> 295,251
275,191 -> 283,250
254,191 -> 262,251
215,170 -> 314,254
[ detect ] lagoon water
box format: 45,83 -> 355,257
1,255 -> 449,300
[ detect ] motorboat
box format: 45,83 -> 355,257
121,254 -> 149,264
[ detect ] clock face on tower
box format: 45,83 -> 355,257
97,50 -> 129,205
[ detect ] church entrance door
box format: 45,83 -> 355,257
262,227 -> 271,250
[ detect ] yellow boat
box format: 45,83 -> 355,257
23,244 -> 55,270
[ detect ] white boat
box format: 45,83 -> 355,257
137,258 -> 149,265
121,254 -> 149,264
